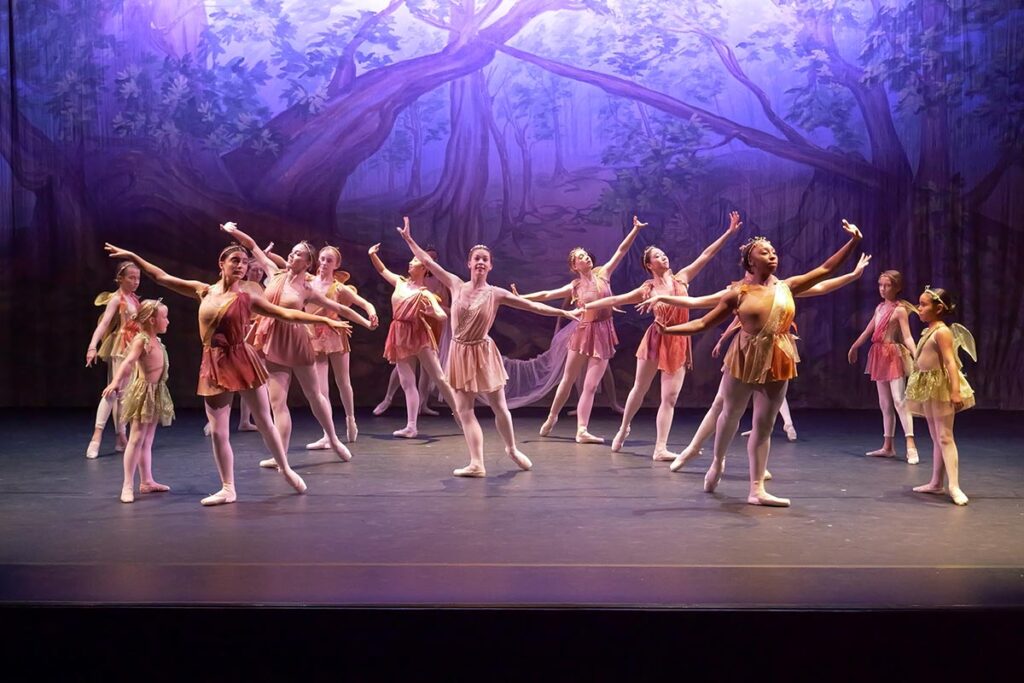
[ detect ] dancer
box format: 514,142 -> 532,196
101,299 -> 174,503
667,253 -> 873,469
659,220 -> 863,506
580,211 -> 744,461
511,215 -> 647,443
398,217 -> 579,477
219,222 -> 373,468
305,245 -> 379,448
84,261 -> 141,458
369,242 -> 459,438
906,287 -> 975,506
848,270 -> 919,463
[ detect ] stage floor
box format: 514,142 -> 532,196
1,407 -> 1021,609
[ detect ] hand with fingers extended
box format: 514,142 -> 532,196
841,219 -> 862,240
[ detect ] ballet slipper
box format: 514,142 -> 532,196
331,438 -> 353,462
305,435 -> 331,450
765,469 -> 773,481
669,446 -> 701,473
784,424 -> 797,442
453,464 -> 486,478
506,447 -> 533,471
567,409 -> 578,417
418,406 -> 440,416
906,446 -> 919,465
704,459 -> 725,493
612,404 -> 625,415
651,448 -> 677,462
201,484 -> 236,506
139,481 -> 170,493
866,448 -> 896,458
575,428 -> 604,445
747,489 -> 791,507
393,426 -> 418,439
238,422 -> 259,432
949,488 -> 969,506
346,416 -> 358,443
282,468 -> 307,494
610,425 -> 630,452
86,439 -> 101,459
913,482 -> 946,495
115,432 -> 128,452
740,429 -> 752,437
259,458 -> 281,470
539,414 -> 558,437
120,486 -> 134,504
203,423 -> 212,437
373,398 -> 392,416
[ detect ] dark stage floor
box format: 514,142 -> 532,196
1,407 -> 1022,609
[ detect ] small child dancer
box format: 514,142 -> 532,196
905,287 -> 976,506
848,270 -> 919,463
102,299 -> 174,503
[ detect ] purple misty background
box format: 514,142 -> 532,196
1,1 -> 1022,409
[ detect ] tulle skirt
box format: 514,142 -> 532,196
121,377 -> 175,427
905,368 -> 975,417
310,322 -> 350,356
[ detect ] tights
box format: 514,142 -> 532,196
617,358 -> 686,455
94,357 -> 127,435
876,378 -> 914,438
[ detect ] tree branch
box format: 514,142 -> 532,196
408,6 -> 455,33
327,0 -> 406,96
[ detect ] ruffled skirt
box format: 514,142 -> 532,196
446,337 -> 508,393
568,318 -> 618,360
905,368 -> 975,417
121,377 -> 175,427
310,322 -> 350,356
198,342 -> 269,396
866,342 -> 909,382
384,318 -> 436,363
636,325 -> 690,375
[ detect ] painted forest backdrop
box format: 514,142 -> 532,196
2,0 -> 1022,409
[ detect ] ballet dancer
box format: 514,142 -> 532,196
848,270 -> 919,463
906,287 -> 976,506
659,220 -> 863,506
398,217 -> 579,477
103,241 -> 350,506
369,241 -> 460,438
580,211 -> 744,461
85,261 -> 141,457
511,215 -> 647,443
102,299 -> 174,503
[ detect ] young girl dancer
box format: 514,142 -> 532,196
398,217 -> 579,477
85,261 -> 141,457
659,220 -> 863,506
579,211 -> 744,461
102,299 -> 173,503
848,270 -> 919,463
305,245 -> 379,448
511,215 -> 647,444
369,242 -> 460,438
104,241 -> 350,506
219,223 -> 373,467
905,287 -> 976,506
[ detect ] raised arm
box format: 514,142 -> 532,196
797,253 -> 872,298
786,220 -> 863,295
101,336 -> 145,396
636,287 -> 728,314
509,281 -> 574,302
86,296 -> 121,366
104,244 -> 207,301
583,285 -> 647,311
219,222 -> 281,275
368,243 -> 402,288
496,288 -> 580,321
600,215 -> 647,275
397,216 -> 461,291
660,291 -> 740,336
677,210 -> 743,283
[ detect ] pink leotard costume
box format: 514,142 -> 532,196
636,278 -> 692,374
865,301 -> 910,381
446,285 -> 508,393
197,291 -> 269,396
309,276 -> 352,356
569,269 -> 618,359
383,280 -> 442,363
95,291 -> 141,362
248,272 -> 316,367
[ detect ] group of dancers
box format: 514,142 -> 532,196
85,214 -> 977,508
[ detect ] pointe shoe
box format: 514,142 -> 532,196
259,458 -> 281,470
747,490 -> 791,507
139,482 -> 170,494
950,488 -> 969,506
913,483 -> 946,495
86,439 -> 101,459
120,487 -> 134,504
704,460 -> 725,493
507,448 -> 533,471
373,398 -> 392,416
611,426 -> 630,452
306,435 -> 331,450
393,426 -> 418,439
238,422 -> 259,432
331,438 -> 353,462
669,447 -> 701,473
283,469 -> 307,494
203,423 -> 212,437
740,429 -> 752,437
652,449 -> 677,462
539,414 -> 557,437
419,405 -> 440,417
575,428 -> 604,444
115,433 -> 128,452
346,417 -> 359,443
201,486 -> 237,506
906,446 -> 919,465
866,448 -> 896,458
784,424 -> 797,441
765,469 -> 773,481
453,465 -> 486,478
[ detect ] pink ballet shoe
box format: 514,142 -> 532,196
611,425 -> 630,452
651,449 -> 676,462
201,485 -> 236,506
373,398 -> 392,416
238,422 -> 259,432
670,447 -> 701,473
120,487 -> 134,504
139,482 -> 170,494
740,429 -> 752,437
704,459 -> 725,493
539,414 -> 558,437
346,417 -> 358,443
393,426 -> 418,439
913,483 -> 946,495
331,438 -> 353,462
784,424 -> 797,441
906,446 -> 919,465
949,488 -> 969,506
765,469 -> 773,481
453,465 -> 486,478
86,439 -> 101,459
259,458 -> 280,470
306,435 -> 331,450
747,490 -> 791,507
283,469 -> 307,494
418,405 -> 440,417
203,423 -> 212,437
575,428 -> 604,445
506,448 -> 532,471
866,448 -> 896,458
115,433 -> 128,452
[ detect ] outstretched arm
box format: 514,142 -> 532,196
797,253 -> 872,298
104,244 -> 207,301
308,289 -> 374,329
600,215 -> 647,275
101,336 -> 145,397
86,296 -> 121,366
509,281 -> 574,302
251,294 -> 352,333
368,243 -> 402,288
496,288 -> 579,321
397,216 -> 461,291
636,287 -> 727,314
786,220 -> 863,295
332,284 -> 378,328
583,285 -> 647,311
677,210 -> 743,283
661,291 -> 739,336
219,222 -> 281,275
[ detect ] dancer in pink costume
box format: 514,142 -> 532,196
85,261 -> 142,458
578,211 -> 744,461
304,245 -> 379,448
102,299 -> 174,503
658,220 -> 863,507
370,242 -> 460,438
848,270 -> 919,463
906,287 -> 976,506
219,222 -> 373,469
511,215 -> 647,444
104,241 -> 349,505
398,217 -> 579,477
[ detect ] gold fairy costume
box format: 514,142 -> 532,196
120,335 -> 175,427
905,322 -> 976,417
723,280 -> 800,384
